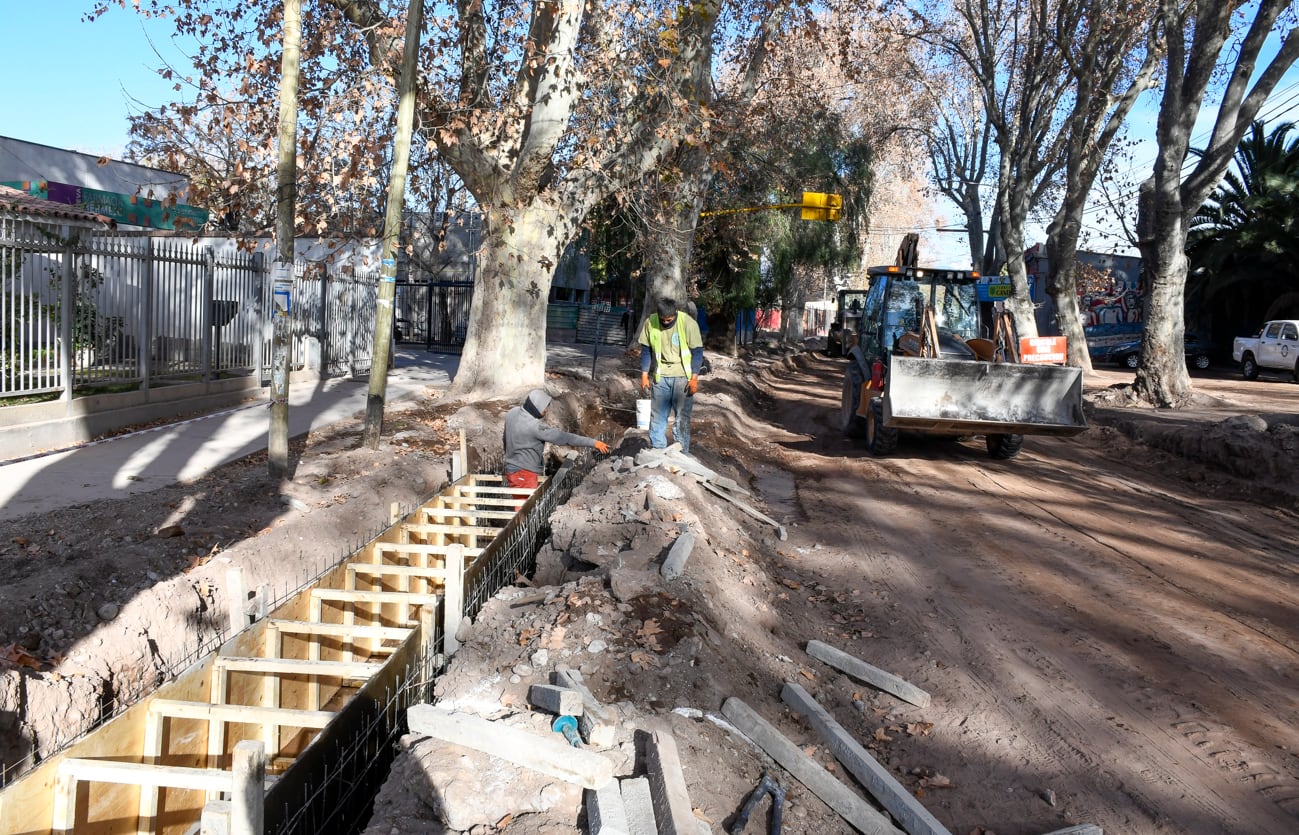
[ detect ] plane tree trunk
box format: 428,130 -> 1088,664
455,204 -> 579,394
1133,0 -> 1299,406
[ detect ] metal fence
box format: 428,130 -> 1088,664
393,279 -> 474,353
0,217 -> 380,399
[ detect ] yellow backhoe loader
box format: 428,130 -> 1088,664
840,263 -> 1087,459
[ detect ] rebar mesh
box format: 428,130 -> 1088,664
267,461 -> 585,834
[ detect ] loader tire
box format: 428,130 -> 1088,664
841,369 -> 866,437
986,433 -> 1024,460
866,397 -> 898,456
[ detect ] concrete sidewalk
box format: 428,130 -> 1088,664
0,348 -> 458,522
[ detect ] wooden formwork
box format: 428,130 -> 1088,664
0,473 -> 533,835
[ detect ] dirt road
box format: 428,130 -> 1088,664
732,352 -> 1299,833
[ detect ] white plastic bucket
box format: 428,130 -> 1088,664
636,398 -> 651,430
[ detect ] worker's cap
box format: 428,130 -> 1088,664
657,298 -> 678,320
524,388 -> 552,417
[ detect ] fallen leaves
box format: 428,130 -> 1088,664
638,619 -> 663,651
541,625 -> 567,650
629,650 -> 661,670
0,643 -> 43,670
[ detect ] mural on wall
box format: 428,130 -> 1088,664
1077,261 -> 1143,327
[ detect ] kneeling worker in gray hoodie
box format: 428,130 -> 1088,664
503,388 -> 609,490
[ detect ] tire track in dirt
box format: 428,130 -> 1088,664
814,451 -> 1292,832
750,355 -> 1299,834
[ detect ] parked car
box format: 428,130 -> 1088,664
1232,319 -> 1299,380
1093,334 -> 1212,370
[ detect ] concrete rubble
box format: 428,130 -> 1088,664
361,448 -> 1103,835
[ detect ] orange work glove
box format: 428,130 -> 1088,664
593,440 -> 610,454
687,376 -> 698,395
640,372 -> 650,391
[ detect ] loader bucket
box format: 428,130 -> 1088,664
884,356 -> 1088,437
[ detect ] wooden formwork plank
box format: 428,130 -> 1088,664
432,495 -> 527,509
264,622 -> 284,758
209,660 -> 230,771
453,484 -> 541,497
141,701 -> 166,830
55,760 -> 234,834
307,594 -> 324,711
212,657 -> 382,679
371,542 -> 486,558
266,620 -> 413,641
348,564 -> 452,581
60,760 -> 234,791
149,700 -> 336,730
418,507 -> 515,521
394,527 -> 501,540
310,588 -> 440,606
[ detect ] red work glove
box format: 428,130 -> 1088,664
640,372 -> 650,392
687,377 -> 698,395
593,440 -> 610,454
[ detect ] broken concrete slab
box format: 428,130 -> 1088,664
782,682 -> 951,835
805,640 -> 931,708
620,776 -> 658,835
407,704 -> 614,789
554,666 -> 618,747
1040,827 -> 1102,835
720,697 -> 904,835
587,781 -> 631,835
394,732 -> 584,831
530,683 -> 585,717
644,728 -> 699,835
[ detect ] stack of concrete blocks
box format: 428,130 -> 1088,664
545,667 -> 709,834
585,730 -> 710,835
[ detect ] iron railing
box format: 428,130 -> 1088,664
1,217 -> 380,399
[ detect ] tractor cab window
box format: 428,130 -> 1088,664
855,278 -> 888,356
933,282 -> 980,340
883,278 -> 924,352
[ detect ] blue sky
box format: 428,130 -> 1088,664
0,4 -> 189,157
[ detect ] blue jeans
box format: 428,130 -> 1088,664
649,376 -> 693,453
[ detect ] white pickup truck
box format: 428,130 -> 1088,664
1232,320 -> 1299,380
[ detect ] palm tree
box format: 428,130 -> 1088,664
1187,120 -> 1299,329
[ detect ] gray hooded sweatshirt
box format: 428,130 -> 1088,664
503,389 -> 597,475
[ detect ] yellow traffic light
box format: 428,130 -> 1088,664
801,191 -> 842,222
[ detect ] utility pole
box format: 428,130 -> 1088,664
268,0 -> 302,478
362,0 -> 424,449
